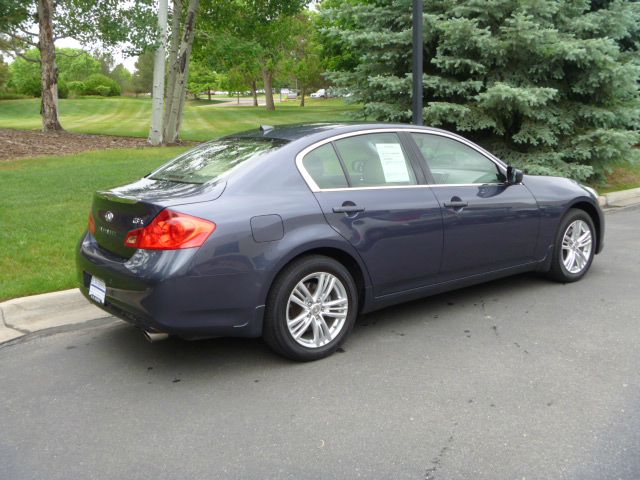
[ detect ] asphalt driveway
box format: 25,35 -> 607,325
1,206 -> 639,480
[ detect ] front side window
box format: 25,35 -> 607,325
411,133 -> 503,185
150,137 -> 287,184
334,133 -> 417,187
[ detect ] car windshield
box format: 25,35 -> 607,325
149,137 -> 287,184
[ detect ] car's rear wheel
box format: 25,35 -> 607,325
263,255 -> 358,361
548,208 -> 595,283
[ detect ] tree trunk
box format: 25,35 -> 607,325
237,91 -> 240,104
148,0 -> 168,145
262,68 -> 275,111
164,0 -> 183,130
37,0 -> 63,131
164,0 -> 199,145
300,86 -> 305,107
251,80 -> 258,106
207,88 -> 211,101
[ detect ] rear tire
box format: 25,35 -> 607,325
263,255 -> 358,361
547,208 -> 596,283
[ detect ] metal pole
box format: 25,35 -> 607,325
412,0 -> 424,126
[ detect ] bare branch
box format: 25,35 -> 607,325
16,27 -> 39,38
56,49 -> 85,58
13,49 -> 42,64
5,31 -> 38,48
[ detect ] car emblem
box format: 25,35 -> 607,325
104,211 -> 114,222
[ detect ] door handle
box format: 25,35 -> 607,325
333,205 -> 365,214
443,201 -> 468,209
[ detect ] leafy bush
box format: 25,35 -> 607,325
94,85 -> 111,96
0,91 -> 30,100
83,73 -> 121,96
67,81 -> 86,95
58,80 -> 69,99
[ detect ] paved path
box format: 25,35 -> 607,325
1,206 -> 639,480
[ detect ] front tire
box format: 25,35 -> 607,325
547,208 -> 596,283
263,255 -> 358,361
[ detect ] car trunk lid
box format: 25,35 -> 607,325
91,178 -> 225,259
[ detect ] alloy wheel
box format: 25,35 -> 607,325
561,219 -> 593,274
286,272 -> 349,348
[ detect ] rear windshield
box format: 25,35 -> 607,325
149,137 -> 287,184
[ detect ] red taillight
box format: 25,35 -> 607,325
88,212 -> 96,235
124,209 -> 216,250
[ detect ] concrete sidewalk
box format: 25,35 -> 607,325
0,289 -> 108,343
600,186 -> 640,208
1,188 -> 639,345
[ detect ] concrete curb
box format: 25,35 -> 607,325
1,188 -> 640,345
598,187 -> 640,208
0,289 -> 107,344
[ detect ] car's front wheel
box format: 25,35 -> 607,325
548,208 -> 596,283
263,255 -> 358,361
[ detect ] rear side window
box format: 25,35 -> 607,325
301,143 -> 349,189
334,133 -> 417,187
150,137 -> 287,184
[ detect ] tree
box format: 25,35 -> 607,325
188,59 -> 222,100
287,12 -> 324,107
0,58 -> 9,90
322,0 -> 640,181
0,0 -> 156,131
149,0 -> 168,146
109,64 -> 133,93
37,0 -> 63,130
163,0 -> 200,144
132,50 -> 155,95
57,48 -> 101,81
9,48 -> 104,95
9,49 -> 41,96
198,0 -> 306,111
194,17 -> 262,106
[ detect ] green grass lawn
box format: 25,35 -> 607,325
593,160 -> 640,194
0,96 -> 359,141
0,147 -> 188,301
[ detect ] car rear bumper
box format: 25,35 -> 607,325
76,233 -> 264,339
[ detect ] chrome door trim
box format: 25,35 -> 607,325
295,128 -> 508,193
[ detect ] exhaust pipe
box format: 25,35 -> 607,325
142,330 -> 169,343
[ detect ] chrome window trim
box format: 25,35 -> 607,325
295,128 -> 508,192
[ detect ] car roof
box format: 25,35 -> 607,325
228,122 -> 461,143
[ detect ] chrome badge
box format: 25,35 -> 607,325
104,211 -> 114,222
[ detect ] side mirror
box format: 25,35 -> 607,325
506,166 -> 523,184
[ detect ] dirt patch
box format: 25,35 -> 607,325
0,128 -> 197,161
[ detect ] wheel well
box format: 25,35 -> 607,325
283,247 -> 367,311
570,201 -> 601,251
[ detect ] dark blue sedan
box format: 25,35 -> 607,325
77,123 -> 604,361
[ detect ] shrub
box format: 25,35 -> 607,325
67,81 -> 86,95
0,91 -> 30,100
58,80 -> 69,99
94,85 -> 111,96
83,73 -> 121,96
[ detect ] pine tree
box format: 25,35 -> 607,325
322,0 -> 640,181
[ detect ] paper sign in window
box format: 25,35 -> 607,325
375,143 -> 411,182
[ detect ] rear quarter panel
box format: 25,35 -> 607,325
171,142 -> 373,319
